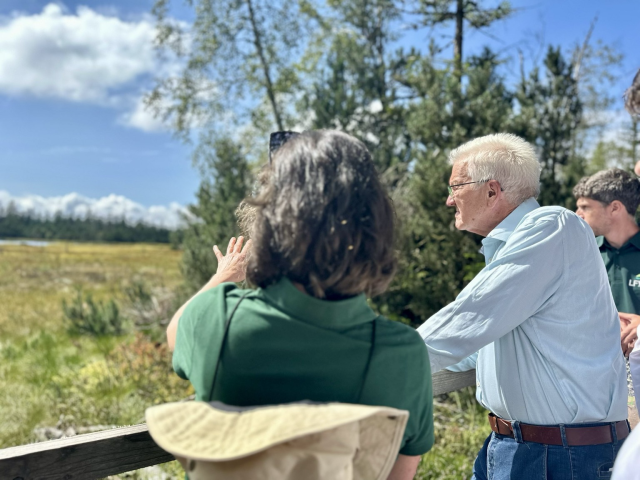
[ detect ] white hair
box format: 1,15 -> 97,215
449,133 -> 541,205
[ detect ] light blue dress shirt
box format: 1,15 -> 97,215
418,198 -> 627,425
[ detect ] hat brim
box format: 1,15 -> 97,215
146,401 -> 408,480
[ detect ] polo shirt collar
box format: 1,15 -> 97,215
630,231 -> 640,249
598,230 -> 640,251
260,277 -> 377,330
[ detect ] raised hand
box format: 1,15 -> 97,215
213,236 -> 252,284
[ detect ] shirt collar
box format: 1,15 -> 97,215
485,197 -> 540,243
598,230 -> 640,251
260,277 -> 377,330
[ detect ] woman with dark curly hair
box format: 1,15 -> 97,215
166,130 -> 434,479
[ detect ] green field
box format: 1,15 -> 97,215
0,241 -> 488,479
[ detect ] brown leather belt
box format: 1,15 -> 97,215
488,413 -> 630,446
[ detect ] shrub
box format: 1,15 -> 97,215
62,288 -> 129,336
51,333 -> 193,427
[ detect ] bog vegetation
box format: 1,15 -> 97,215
0,242 -> 190,477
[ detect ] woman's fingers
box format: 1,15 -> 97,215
213,245 -> 223,261
227,237 -> 236,254
234,236 -> 244,253
241,238 -> 252,254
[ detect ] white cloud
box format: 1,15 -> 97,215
118,96 -> 168,133
0,3 -> 187,132
0,4 -> 157,102
0,190 -> 190,230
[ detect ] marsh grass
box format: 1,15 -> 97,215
0,241 -> 487,479
417,387 -> 491,479
0,242 -> 190,477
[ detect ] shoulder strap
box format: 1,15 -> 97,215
355,317 -> 378,403
208,291 -> 252,401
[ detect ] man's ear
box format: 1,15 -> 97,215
487,180 -> 501,200
610,200 -> 625,216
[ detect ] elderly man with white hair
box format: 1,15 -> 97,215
418,133 -> 629,479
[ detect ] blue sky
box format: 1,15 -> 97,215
0,0 -> 638,211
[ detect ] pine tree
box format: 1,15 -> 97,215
406,0 -> 512,84
383,48 -> 512,324
179,136 -> 252,292
511,46 -> 583,208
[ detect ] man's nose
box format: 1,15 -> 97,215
576,209 -> 584,219
446,195 -> 456,207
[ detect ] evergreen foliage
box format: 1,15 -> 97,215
0,210 -> 173,244
62,289 -> 128,337
511,46 -> 583,208
179,136 -> 252,292
152,0 -> 623,326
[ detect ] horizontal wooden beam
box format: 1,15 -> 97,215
0,370 -> 475,479
0,424 -> 174,480
432,369 -> 476,396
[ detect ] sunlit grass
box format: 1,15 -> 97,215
0,242 -> 182,339
417,387 -> 491,479
0,242 -> 190,455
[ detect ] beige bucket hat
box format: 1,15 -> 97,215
146,401 -> 409,480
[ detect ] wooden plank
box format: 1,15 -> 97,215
0,424 -> 174,480
432,369 -> 476,396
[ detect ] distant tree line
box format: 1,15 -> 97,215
0,207 -> 173,244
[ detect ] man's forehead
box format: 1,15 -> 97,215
577,197 -> 602,208
450,162 -> 469,181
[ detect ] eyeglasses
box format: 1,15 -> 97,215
447,180 -> 488,196
269,131 -> 300,164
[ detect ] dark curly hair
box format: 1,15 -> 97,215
244,130 -> 397,299
573,168 -> 640,215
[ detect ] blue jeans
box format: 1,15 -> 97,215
472,422 -> 627,480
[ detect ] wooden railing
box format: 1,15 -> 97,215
0,370 -> 475,480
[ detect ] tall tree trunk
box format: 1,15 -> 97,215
454,0 -> 464,85
246,0 -> 284,130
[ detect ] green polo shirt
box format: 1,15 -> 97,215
598,231 -> 640,314
173,278 -> 434,456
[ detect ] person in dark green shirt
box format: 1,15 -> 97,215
574,167 -> 640,425
167,130 -> 434,480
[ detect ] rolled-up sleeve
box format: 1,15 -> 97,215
418,216 -> 565,373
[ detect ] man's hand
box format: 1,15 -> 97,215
212,236 -> 252,284
619,312 -> 640,356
